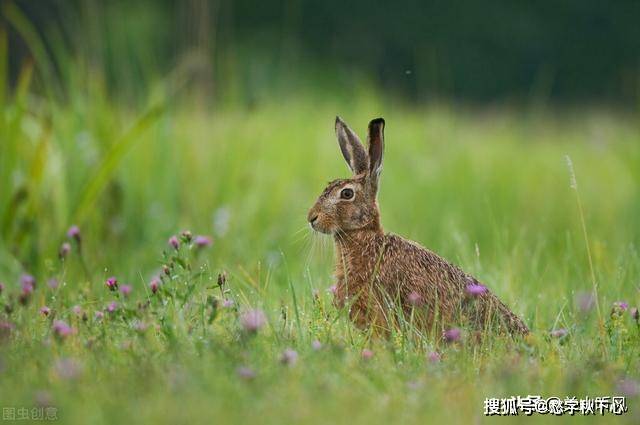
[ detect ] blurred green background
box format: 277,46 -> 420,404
6,0 -> 640,104
1,2 -> 640,424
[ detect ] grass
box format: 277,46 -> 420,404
2,59 -> 640,423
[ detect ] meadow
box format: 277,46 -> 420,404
2,26 -> 640,425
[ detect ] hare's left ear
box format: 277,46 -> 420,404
367,118 -> 385,192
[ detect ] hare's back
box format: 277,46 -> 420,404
381,233 -> 469,292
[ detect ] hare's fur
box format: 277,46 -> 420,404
308,117 -> 528,335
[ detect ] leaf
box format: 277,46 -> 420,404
73,103 -> 164,224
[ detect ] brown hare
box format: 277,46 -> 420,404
307,116 -> 529,336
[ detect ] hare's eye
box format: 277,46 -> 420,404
340,188 -> 354,200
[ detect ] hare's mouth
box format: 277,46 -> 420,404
309,221 -> 332,234
308,215 -> 334,234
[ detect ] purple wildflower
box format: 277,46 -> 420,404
67,225 -> 81,242
240,309 -> 267,332
361,349 -> 374,360
575,291 -> 595,313
328,284 -> 338,295
194,235 -> 213,248
107,301 -> 118,313
617,378 -> 640,397
47,278 -> 59,290
280,348 -> 298,366
222,299 -> 235,308
168,235 -> 180,250
466,283 -> 488,296
105,276 -> 118,291
427,351 -> 441,363
59,242 -> 71,259
149,277 -> 160,294
133,321 -> 148,333
34,391 -> 54,408
94,311 -> 104,320
443,328 -> 462,343
407,291 -> 423,306
236,366 -> 256,381
613,301 -> 629,312
0,321 -> 15,340
311,340 -> 323,351
21,274 -> 36,293
52,320 -> 74,338
54,358 -> 82,380
119,284 -> 132,297
72,305 -> 83,316
40,306 -> 51,316
550,328 -> 568,338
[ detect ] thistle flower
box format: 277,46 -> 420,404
133,320 -> 148,333
240,309 -> 266,333
67,225 -> 81,242
236,366 -> 256,381
217,271 -> 227,287
443,328 -> 462,343
466,283 -> 487,296
52,320 -> 74,338
407,291 -> 423,306
550,328 -> 568,338
311,340 -> 323,351
54,358 -> 82,380
21,274 -> 36,293
195,235 -> 213,248
40,306 -> 51,316
107,301 -> 118,313
617,378 -> 640,397
0,321 -> 15,340
105,277 -> 118,291
72,305 -> 83,316
149,277 -> 160,294
280,348 -> 298,366
427,351 -> 441,363
59,242 -> 71,259
94,311 -> 104,320
328,284 -> 338,295
47,278 -> 59,290
34,390 -> 54,408
613,301 -> 629,312
222,299 -> 234,308
181,230 -> 193,242
361,349 -> 374,360
168,236 -> 180,250
119,284 -> 132,297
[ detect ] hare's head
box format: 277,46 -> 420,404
308,117 -> 385,235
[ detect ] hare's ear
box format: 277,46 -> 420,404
335,116 -> 369,175
367,118 -> 385,190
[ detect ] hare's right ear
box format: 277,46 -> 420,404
335,116 -> 369,175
